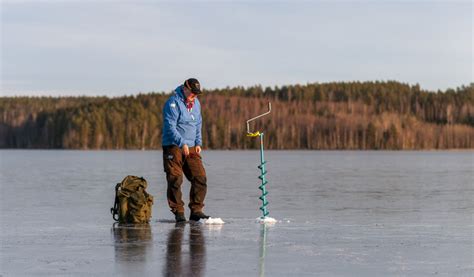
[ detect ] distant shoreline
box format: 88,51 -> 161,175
2,82 -> 473,150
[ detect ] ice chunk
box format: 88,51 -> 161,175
202,217 -> 225,224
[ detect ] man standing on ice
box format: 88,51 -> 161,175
162,78 -> 210,223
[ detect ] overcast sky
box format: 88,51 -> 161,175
1,0 -> 472,96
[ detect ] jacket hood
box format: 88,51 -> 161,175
174,85 -> 185,101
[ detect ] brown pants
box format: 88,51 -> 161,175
163,145 -> 207,214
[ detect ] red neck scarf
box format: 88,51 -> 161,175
186,99 -> 195,111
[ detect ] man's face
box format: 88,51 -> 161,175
183,86 -> 197,102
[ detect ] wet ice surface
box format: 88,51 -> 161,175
1,150 -> 473,276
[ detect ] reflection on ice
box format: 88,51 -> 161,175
164,223 -> 206,277
259,224 -> 268,277
111,223 -> 152,264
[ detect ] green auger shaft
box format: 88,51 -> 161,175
258,132 -> 269,218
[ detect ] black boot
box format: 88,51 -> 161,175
189,211 -> 210,221
174,212 -> 186,223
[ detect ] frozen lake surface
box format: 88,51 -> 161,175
1,150 -> 473,276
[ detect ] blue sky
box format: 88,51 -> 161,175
1,0 -> 472,96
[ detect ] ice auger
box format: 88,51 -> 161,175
246,102 -> 272,219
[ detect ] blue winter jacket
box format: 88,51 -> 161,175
162,85 -> 202,147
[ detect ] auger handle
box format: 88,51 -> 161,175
246,102 -> 271,135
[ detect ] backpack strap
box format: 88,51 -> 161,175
110,183 -> 121,221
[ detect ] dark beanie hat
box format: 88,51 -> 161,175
184,78 -> 202,95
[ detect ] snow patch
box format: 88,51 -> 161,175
256,217 -> 277,224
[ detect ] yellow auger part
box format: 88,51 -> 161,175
247,131 -> 261,137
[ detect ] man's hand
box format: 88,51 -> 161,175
182,144 -> 190,156
196,145 -> 202,154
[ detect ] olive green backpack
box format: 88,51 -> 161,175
111,175 -> 154,224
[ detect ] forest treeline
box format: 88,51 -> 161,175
1,81 -> 473,150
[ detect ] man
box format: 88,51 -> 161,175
162,78 -> 210,222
